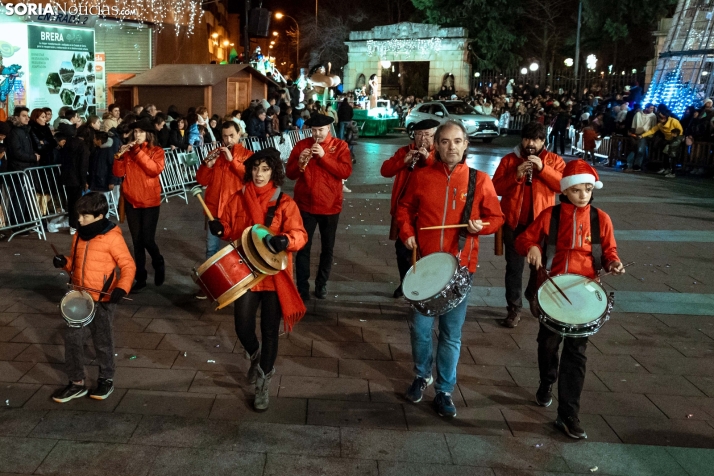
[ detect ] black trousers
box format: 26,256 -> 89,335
537,324 -> 588,419
395,237 -> 412,283
549,128 -> 566,156
124,202 -> 162,283
64,302 -> 116,382
503,224 -> 538,311
295,211 -> 339,293
65,186 -> 83,230
234,290 -> 282,373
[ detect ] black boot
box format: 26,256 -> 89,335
153,256 -> 165,286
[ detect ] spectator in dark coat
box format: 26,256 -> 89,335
60,125 -> 93,231
29,108 -> 57,166
0,121 -> 11,172
337,98 -> 354,139
246,107 -> 267,138
6,107 -> 40,171
168,116 -> 188,149
89,131 -> 121,192
265,107 -> 279,137
279,105 -> 296,132
57,109 -> 80,138
153,113 -> 171,149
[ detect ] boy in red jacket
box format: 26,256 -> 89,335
515,160 -> 625,439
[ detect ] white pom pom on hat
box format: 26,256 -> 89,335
560,159 -> 603,192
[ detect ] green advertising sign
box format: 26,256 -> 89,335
27,25 -> 96,117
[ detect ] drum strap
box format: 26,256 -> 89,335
458,167 -> 478,252
265,188 -> 283,227
544,204 -> 603,272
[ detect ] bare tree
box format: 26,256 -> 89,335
523,0 -> 573,87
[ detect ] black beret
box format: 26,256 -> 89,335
249,147 -> 281,161
127,118 -> 155,134
304,114 -> 334,127
413,119 -> 440,131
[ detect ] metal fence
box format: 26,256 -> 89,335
0,168 -> 59,241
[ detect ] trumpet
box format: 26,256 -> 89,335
202,147 -> 224,164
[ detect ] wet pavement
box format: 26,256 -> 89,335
1,134 -> 714,475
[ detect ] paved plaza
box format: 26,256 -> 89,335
1,135 -> 714,475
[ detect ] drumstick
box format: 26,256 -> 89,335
194,193 -> 215,221
50,244 -> 60,256
412,246 -> 417,274
420,223 -> 490,231
546,274 -> 572,305
598,261 -> 636,278
69,284 -> 133,301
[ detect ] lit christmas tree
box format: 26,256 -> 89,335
644,69 -> 703,118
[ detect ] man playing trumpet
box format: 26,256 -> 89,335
286,114 -> 352,301
380,119 -> 438,298
194,121 -> 254,299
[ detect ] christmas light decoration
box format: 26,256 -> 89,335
586,54 -> 597,71
643,69 -> 703,118
366,38 -> 442,58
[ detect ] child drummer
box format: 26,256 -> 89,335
51,193 -> 136,403
515,160 -> 625,439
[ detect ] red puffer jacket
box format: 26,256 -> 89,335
196,143 -> 253,217
396,161 -> 505,273
492,146 -> 565,229
285,135 -> 352,215
112,142 -> 165,208
380,144 -> 435,216
219,187 -> 307,291
515,201 -> 620,279
63,224 -> 136,301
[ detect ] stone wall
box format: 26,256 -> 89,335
344,22 -> 472,98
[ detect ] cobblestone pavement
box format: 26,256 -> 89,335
1,135 -> 714,475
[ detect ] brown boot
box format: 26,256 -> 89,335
500,308 -> 521,328
527,297 -> 540,319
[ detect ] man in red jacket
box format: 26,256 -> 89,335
194,121 -> 253,299
397,121 -> 504,418
380,119 -> 438,298
492,122 -> 565,328
286,114 -> 352,301
515,160 -> 625,439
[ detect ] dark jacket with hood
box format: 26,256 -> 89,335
57,118 -> 77,138
30,120 -> 57,166
60,136 -> 91,188
6,117 -> 37,171
89,136 -> 121,191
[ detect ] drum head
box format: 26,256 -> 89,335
61,290 -> 95,322
538,274 -> 608,325
402,252 -> 458,300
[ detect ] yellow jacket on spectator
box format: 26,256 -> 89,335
641,116 -> 683,140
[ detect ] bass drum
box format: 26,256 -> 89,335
402,252 -> 472,316
537,273 -> 614,337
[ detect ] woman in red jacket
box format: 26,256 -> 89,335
209,147 -> 307,412
112,118 -> 166,292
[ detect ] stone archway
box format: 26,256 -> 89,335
344,22 -> 471,98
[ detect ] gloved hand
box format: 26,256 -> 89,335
53,255 -> 67,269
265,234 -> 289,253
208,220 -> 224,237
109,288 -> 127,304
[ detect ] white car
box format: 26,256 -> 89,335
405,100 -> 500,143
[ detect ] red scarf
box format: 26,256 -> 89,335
243,181 -> 306,331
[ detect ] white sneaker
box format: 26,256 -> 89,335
69,227 -> 76,235
343,185 -> 352,193
665,173 -> 676,178
656,168 -> 666,174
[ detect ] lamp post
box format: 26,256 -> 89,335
275,12 -> 299,75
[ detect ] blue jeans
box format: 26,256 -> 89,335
206,226 -> 222,260
409,286 -> 470,394
626,138 -> 648,169
338,122 -> 346,139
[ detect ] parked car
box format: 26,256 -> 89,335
405,100 -> 500,143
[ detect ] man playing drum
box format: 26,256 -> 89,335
380,119 -> 438,298
286,114 -> 352,301
492,122 -> 565,328
515,160 -> 625,439
396,121 -> 504,417
195,121 -> 254,299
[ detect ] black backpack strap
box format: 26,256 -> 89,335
458,167 -> 478,251
544,204 -> 560,272
265,187 -> 283,228
590,205 -> 603,272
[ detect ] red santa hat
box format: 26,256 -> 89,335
560,160 -> 603,192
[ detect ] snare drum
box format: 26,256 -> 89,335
60,290 -> 96,328
537,273 -> 614,337
402,252 -> 472,316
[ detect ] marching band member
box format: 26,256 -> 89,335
492,122 -> 565,328
286,114 -> 352,301
208,148 -> 307,411
194,121 -> 254,299
515,160 -> 625,439
380,119 -> 437,298
112,118 -> 166,292
396,121 -> 504,418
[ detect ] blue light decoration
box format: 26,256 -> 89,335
643,69 -> 703,118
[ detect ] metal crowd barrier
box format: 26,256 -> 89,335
24,165 -> 69,224
0,169 -> 51,241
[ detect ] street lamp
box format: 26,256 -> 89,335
564,58 -> 574,67
520,67 -> 528,75
529,62 -> 539,72
275,12 -> 299,73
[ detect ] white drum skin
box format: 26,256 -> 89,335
402,252 -> 472,317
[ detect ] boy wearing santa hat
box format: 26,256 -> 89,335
515,160 -> 626,439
